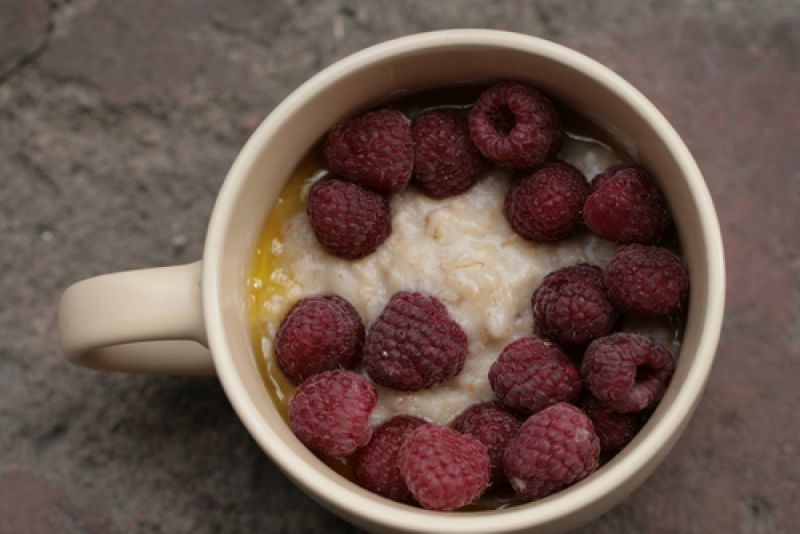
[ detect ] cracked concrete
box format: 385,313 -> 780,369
0,0 -> 52,82
1,0 -> 799,532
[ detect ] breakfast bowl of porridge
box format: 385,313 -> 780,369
58,30 -> 725,533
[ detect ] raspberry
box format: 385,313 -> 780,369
504,161 -> 590,242
544,262 -> 604,285
489,337 -> 581,415
468,81 -> 562,169
411,110 -> 488,198
452,402 -> 521,481
288,370 -> 376,456
275,295 -> 364,382
354,415 -> 426,502
503,403 -> 600,501
581,333 -> 676,413
364,292 -> 468,391
306,178 -> 391,260
580,395 -> 638,452
604,244 -> 690,316
532,264 -> 616,347
584,165 -> 671,243
323,109 -> 413,193
398,425 -> 491,510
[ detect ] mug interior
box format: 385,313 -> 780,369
203,31 -> 724,533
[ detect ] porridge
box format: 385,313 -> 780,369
247,83 -> 686,510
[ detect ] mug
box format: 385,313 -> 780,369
58,30 -> 725,533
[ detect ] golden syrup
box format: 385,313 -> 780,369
247,149 -> 319,422
246,146 -> 358,480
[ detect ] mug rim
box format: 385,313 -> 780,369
203,29 -> 725,532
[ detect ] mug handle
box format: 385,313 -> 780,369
58,261 -> 215,375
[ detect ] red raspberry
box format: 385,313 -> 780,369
452,402 -> 521,481
581,333 -> 676,413
398,424 -> 491,510
489,337 -> 581,415
354,415 -> 426,503
411,110 -> 488,198
468,81 -> 562,169
504,161 -> 590,242
532,264 -> 617,347
306,178 -> 391,260
503,403 -> 600,501
580,395 -> 638,452
584,165 -> 671,243
364,292 -> 468,391
275,295 -> 364,382
604,244 -> 690,316
323,109 -> 413,193
288,370 -> 376,456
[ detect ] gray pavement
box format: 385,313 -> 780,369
1,1 -> 799,532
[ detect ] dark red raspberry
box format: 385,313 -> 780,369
584,165 -> 671,243
505,161 -> 590,242
580,395 -> 638,452
306,178 -> 391,260
503,403 -> 600,501
364,292 -> 468,391
275,295 -> 364,382
288,370 -> 376,456
323,109 -> 413,193
532,264 -> 616,347
411,110 -> 488,198
354,415 -> 426,503
452,402 -> 521,481
398,424 -> 491,510
604,244 -> 690,316
581,333 -> 676,413
468,81 -> 562,169
489,337 -> 581,415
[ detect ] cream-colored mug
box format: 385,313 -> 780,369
58,30 -> 725,533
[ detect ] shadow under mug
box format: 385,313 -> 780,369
58,30 -> 725,534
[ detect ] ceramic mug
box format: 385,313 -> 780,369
58,30 -> 725,533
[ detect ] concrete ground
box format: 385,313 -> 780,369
1,0 -> 798,532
